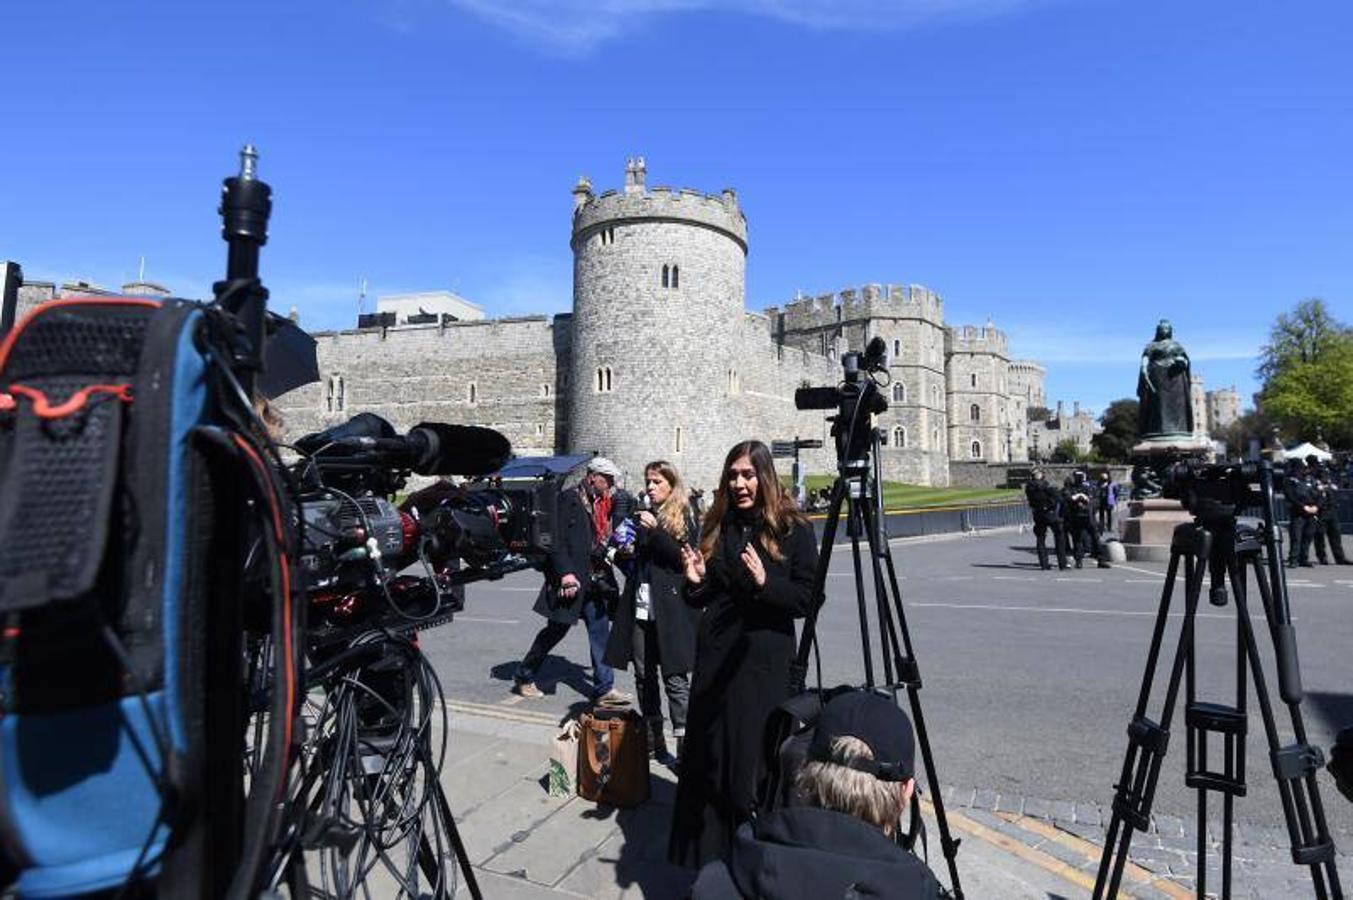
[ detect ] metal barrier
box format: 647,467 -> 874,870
809,500 -> 1031,543
807,491 -> 1352,545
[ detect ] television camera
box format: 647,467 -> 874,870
289,411 -> 564,645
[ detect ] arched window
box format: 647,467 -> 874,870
468,382 -> 477,404
535,424 -> 544,438
542,384 -> 551,398
892,382 -> 906,403
971,440 -> 982,459
970,373 -> 978,388
675,426 -> 684,454
596,367 -> 614,393
893,339 -> 901,358
728,368 -> 739,394
893,426 -> 906,448
932,384 -> 940,405
604,367 -> 613,392
970,403 -> 981,423
672,264 -> 679,289
596,368 -> 604,392
661,264 -> 670,288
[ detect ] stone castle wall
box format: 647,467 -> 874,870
273,316 -> 567,460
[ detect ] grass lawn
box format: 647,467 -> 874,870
793,474 -> 1020,511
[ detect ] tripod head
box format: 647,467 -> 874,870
794,337 -> 890,482
213,144 -> 274,397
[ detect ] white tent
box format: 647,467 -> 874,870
1283,441 -> 1332,461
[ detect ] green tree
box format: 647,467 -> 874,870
1026,405 -> 1051,422
1050,438 -> 1086,463
1091,398 -> 1139,462
1257,299 -> 1353,448
1258,298 -> 1347,381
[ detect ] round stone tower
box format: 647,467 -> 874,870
567,157 -> 748,490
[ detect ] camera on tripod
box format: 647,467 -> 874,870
794,337 -> 890,473
1160,460 -> 1265,521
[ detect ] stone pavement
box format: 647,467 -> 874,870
433,700 -> 1271,900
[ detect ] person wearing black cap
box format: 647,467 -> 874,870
691,690 -> 942,899
1283,459 -> 1320,568
1024,468 -> 1068,570
1308,457 -> 1350,565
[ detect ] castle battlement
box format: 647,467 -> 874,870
570,158 -> 747,251
945,323 -> 1009,356
767,282 -> 944,331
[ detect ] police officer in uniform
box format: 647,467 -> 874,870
1283,460 -> 1320,568
1025,468 -> 1068,570
1309,457 -> 1349,565
1064,470 -> 1111,569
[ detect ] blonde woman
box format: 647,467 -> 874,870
604,461 -> 701,765
669,440 -> 820,868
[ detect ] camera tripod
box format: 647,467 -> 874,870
792,342 -> 964,898
1093,463 -> 1342,899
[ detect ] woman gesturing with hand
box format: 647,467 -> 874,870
668,440 -> 820,869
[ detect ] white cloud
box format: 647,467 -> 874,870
448,0 -> 1044,55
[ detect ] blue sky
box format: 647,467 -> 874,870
3,0 -> 1349,415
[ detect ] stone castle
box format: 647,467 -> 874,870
2,159 -> 1053,491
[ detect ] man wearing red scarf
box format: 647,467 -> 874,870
513,457 -> 632,704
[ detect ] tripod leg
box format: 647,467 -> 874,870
1095,526 -> 1211,899
857,499 -> 965,899
846,496 -> 877,687
1240,557 -> 1342,899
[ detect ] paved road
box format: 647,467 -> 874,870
420,527 -> 1353,848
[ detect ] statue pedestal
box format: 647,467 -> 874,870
1121,499 -> 1192,562
1132,435 -> 1213,458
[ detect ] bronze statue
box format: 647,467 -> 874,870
1137,319 -> 1193,440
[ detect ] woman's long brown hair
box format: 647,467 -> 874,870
644,460 -> 691,539
699,440 -> 807,562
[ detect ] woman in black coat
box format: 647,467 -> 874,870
604,460 -> 701,764
668,440 -> 820,869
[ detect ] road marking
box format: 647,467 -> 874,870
456,616 -> 522,624
992,811 -> 1193,899
1113,562 -> 1167,578
1125,578 -> 1161,584
992,575 -> 1038,581
1054,577 -> 1103,582
912,601 -> 1270,620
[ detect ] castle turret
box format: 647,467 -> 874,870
568,159 -> 749,487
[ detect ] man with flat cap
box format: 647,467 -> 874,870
512,456 -> 633,704
692,690 -> 942,899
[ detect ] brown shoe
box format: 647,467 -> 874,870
512,679 -> 543,699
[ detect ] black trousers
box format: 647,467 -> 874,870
1033,520 -> 1068,569
1288,516 -> 1317,565
1067,517 -> 1101,563
1313,517 -> 1348,564
1096,504 -> 1113,532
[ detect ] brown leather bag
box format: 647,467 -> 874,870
577,707 -> 650,807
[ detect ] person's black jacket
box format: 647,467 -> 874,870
531,486 -> 624,625
690,806 -> 941,900
1283,475 -> 1318,519
1315,477 -> 1340,523
1062,479 -> 1097,521
1024,481 -> 1063,524
669,512 -> 819,868
604,509 -> 701,673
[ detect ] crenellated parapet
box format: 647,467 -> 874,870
570,157 -> 747,252
945,323 -> 1009,358
765,282 -> 945,332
